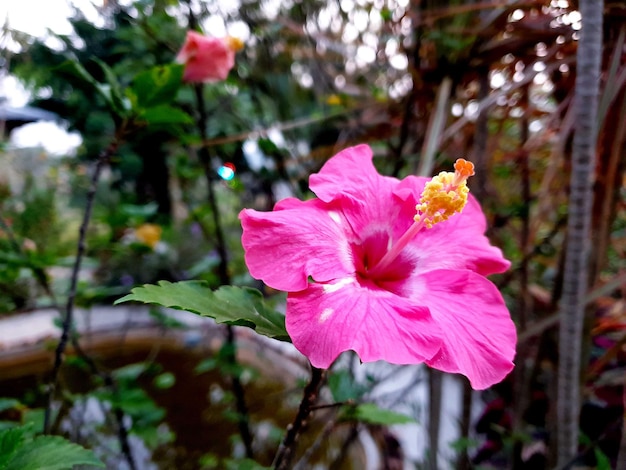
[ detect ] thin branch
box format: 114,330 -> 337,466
184,2 -> 254,458
441,53 -> 575,145
292,412 -> 338,470
190,81 -> 255,460
273,366 -> 326,470
69,336 -> 137,470
517,272 -> 626,343
44,137 -> 120,434
43,133 -> 136,469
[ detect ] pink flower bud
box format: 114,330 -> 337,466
176,31 -> 242,83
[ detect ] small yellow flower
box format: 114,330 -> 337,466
134,223 -> 162,249
326,94 -> 342,106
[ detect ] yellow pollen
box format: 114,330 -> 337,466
414,159 -> 474,228
225,36 -> 244,51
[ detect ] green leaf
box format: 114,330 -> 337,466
340,403 -> 414,425
4,435 -> 104,470
595,447 -> 612,470
93,58 -> 128,116
55,60 -> 127,118
153,372 -> 176,389
449,436 -> 479,452
0,428 -> 24,468
131,64 -> 184,108
195,357 -> 218,374
224,458 -> 269,470
112,363 -> 148,382
95,387 -> 165,429
55,60 -> 100,91
137,105 -> 193,126
116,282 -> 290,342
328,370 -> 368,403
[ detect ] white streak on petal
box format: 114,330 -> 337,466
319,308 -> 334,323
322,277 -> 353,294
328,211 -> 341,225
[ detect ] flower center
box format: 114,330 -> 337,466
367,159 -> 475,277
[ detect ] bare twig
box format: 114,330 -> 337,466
11,137 -> 135,468
184,2 -> 254,458
44,138 -> 120,435
292,412 -> 338,470
517,272 -> 626,343
273,366 -> 326,470
43,135 -> 136,470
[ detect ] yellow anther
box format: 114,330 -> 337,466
225,36 -> 244,51
414,159 -> 473,228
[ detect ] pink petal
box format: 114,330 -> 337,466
309,145 -> 415,241
239,198 -> 354,292
176,32 -> 234,83
286,278 -> 443,368
395,176 -> 510,276
310,145 -> 399,213
421,269 -> 516,390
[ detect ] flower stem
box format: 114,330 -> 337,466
184,3 -> 254,458
273,366 -> 325,470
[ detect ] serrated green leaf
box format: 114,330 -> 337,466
131,64 -> 184,108
340,403 -> 414,425
0,428 -> 24,468
4,435 -> 104,470
116,282 -> 290,342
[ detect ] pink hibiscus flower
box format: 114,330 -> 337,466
176,31 -> 243,83
239,145 -> 516,389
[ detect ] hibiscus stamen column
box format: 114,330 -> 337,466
369,159 -> 475,276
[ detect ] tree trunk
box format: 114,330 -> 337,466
556,0 -> 604,466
